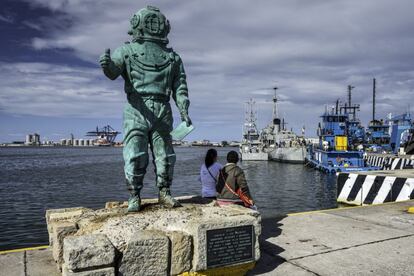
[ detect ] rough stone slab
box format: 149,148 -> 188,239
27,248 -> 60,276
52,222 -> 78,267
166,231 -> 192,275
46,207 -> 89,245
223,204 -> 262,218
118,230 -> 169,276
291,235 -> 414,276
75,208 -> 128,232
104,197 -> 195,210
47,208 -> 88,223
187,215 -> 261,271
268,212 -> 413,260
63,234 -> 116,272
0,252 -> 24,276
62,265 -> 115,276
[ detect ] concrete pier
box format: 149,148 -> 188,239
2,200 -> 414,275
249,200 -> 414,275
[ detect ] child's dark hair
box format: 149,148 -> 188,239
205,148 -> 218,168
227,150 -> 239,163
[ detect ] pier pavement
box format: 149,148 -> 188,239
1,200 -> 413,276
249,200 -> 414,275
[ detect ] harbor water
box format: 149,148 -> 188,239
0,146 -> 337,251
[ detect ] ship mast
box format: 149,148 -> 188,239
246,98 -> 257,127
272,87 -> 279,121
372,78 -> 376,121
348,85 -> 355,120
244,98 -> 258,141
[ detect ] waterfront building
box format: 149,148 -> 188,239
25,133 -> 40,146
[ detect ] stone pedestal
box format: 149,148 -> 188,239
46,196 -> 261,276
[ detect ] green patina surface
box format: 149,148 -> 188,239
99,6 -> 192,212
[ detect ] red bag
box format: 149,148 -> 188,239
221,170 -> 254,207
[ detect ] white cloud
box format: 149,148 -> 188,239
0,62 -> 124,118
8,0 -> 414,139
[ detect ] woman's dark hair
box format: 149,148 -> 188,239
227,150 -> 239,163
205,148 -> 218,168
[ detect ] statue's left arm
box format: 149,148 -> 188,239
172,55 -> 192,126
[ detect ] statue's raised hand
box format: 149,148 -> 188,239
99,48 -> 112,69
99,49 -> 121,80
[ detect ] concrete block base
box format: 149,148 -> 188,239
45,196 -> 261,276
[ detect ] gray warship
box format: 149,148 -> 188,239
240,98 -> 268,161
261,88 -> 306,163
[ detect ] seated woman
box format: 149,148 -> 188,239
216,151 -> 255,208
199,149 -> 222,198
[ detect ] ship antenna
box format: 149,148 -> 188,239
373,78 -> 376,121
348,84 -> 355,119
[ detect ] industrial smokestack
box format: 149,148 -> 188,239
348,85 -> 355,107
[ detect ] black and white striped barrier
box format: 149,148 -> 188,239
365,155 -> 414,170
337,172 -> 414,205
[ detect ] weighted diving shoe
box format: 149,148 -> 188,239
127,195 -> 141,212
158,187 -> 182,208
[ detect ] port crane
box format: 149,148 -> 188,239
86,125 -> 120,144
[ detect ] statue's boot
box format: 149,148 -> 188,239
158,187 -> 182,208
128,194 -> 141,212
126,179 -> 142,212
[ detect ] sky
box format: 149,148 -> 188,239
0,0 -> 413,143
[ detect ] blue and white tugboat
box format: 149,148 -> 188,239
306,86 -> 380,173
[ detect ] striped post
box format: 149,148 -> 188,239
337,172 -> 414,205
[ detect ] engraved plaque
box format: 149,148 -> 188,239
206,225 -> 254,268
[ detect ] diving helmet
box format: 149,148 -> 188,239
128,6 -> 170,44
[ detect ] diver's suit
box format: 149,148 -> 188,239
100,6 -> 191,211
